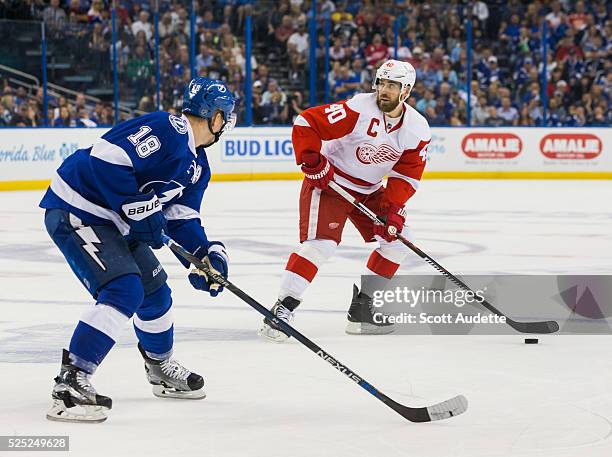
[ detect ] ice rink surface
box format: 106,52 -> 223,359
1,179 -> 612,457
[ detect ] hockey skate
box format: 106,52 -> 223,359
345,285 -> 396,335
138,344 -> 206,399
46,349 -> 112,423
258,296 -> 300,343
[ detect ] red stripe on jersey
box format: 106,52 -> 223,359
285,253 -> 318,282
366,251 -> 400,279
383,138 -> 430,206
392,139 -> 430,178
334,166 -> 380,187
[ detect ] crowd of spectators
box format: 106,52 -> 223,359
0,0 -> 610,127
0,78 -> 115,126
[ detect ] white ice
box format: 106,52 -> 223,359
1,180 -> 612,457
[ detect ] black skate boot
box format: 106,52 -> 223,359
345,285 -> 395,335
258,296 -> 301,343
138,344 -> 206,399
46,349 -> 112,423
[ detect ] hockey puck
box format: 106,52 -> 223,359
524,338 -> 539,344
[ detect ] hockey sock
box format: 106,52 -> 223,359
69,274 -> 143,373
361,246 -> 409,297
133,283 -> 174,360
279,239 -> 336,300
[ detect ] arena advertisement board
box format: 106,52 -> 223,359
0,127 -> 610,190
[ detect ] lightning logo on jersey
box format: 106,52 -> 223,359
71,222 -> 106,271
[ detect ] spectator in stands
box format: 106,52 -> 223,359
127,45 -> 153,100
472,95 -> 491,125
201,10 -> 220,32
262,79 -> 287,106
196,45 -> 215,76
436,59 -> 459,90
0,93 -> 14,126
274,15 -> 294,57
87,0 -> 104,23
429,98 -> 450,127
287,20 -> 309,81
42,0 -> 66,31
132,10 -> 152,41
364,33 -> 388,68
74,93 -> 86,112
351,58 -> 370,85
75,107 -> 96,127
260,90 -> 288,124
137,96 -> 155,113
67,0 -> 88,24
328,36 -> 347,64
251,80 -> 264,124
158,12 -> 175,39
498,97 -> 519,126
89,22 -> 110,84
255,64 -> 271,90
10,102 -> 30,126
333,65 -> 360,100
347,33 -> 365,61
287,90 -> 305,123
99,105 -> 113,127
53,105 -> 73,127
264,1 -> 290,49
416,89 -> 436,115
480,55 -> 502,87
589,106 -> 608,126
233,43 -> 258,78
485,106 -> 505,126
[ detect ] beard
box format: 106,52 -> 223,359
376,93 -> 401,113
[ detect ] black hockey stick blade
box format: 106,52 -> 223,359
161,234 -> 468,423
505,317 -> 559,334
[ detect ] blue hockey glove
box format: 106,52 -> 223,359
121,191 -> 167,249
188,242 -> 228,297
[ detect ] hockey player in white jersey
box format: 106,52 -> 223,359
260,60 -> 431,342
39,78 -> 237,422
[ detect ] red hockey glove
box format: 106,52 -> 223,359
301,155 -> 335,189
373,203 -> 406,242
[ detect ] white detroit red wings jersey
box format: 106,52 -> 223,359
292,92 -> 431,206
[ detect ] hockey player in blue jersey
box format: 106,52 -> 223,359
40,77 -> 237,423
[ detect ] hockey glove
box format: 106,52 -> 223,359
122,191 -> 167,249
373,203 -> 406,242
188,242 -> 228,297
301,155 -> 335,189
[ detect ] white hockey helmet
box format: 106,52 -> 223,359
372,59 -> 416,101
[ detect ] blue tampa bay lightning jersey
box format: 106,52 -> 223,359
40,111 -> 212,254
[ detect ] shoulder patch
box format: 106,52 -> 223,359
169,115 -> 188,135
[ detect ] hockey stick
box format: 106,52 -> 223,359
328,181 -> 559,335
162,234 -> 467,423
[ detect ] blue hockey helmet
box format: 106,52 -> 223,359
182,77 -> 237,143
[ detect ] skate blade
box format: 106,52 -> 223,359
258,324 -> 290,343
46,400 -> 108,423
345,322 -> 396,335
152,385 -> 206,400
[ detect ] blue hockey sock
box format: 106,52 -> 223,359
68,274 -> 144,373
134,284 -> 174,359
68,321 -> 115,374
